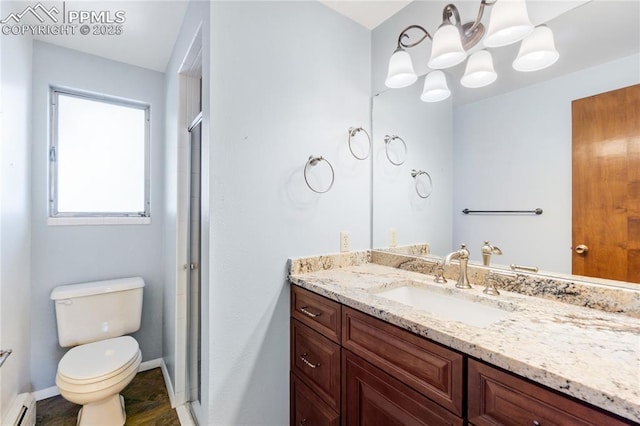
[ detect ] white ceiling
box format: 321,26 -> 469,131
30,0 -> 189,72
320,0 -> 412,29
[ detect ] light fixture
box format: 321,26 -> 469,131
385,47 -> 418,88
484,0 -> 534,48
385,0 -> 558,102
421,71 -> 451,102
461,50 -> 497,88
512,25 -> 559,72
428,24 -> 467,69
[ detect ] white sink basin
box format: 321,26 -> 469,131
373,284 -> 512,327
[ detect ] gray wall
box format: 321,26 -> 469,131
30,42 -> 166,391
0,12 -> 32,413
372,82 -> 453,252
453,54 -> 640,273
207,1 -> 370,423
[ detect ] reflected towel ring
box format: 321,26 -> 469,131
304,156 -> 335,194
411,169 -> 432,199
384,135 -> 407,166
348,127 -> 371,160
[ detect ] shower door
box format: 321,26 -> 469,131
187,112 -> 203,422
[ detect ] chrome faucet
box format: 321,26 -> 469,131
481,241 -> 502,266
445,244 -> 471,289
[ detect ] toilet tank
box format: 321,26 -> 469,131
50,277 -> 145,347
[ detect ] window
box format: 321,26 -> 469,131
49,88 -> 150,221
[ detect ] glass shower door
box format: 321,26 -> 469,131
187,113 -> 202,422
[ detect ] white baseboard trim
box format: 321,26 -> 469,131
33,385 -> 60,401
33,357 -> 166,402
159,359 -> 176,408
138,358 -> 163,372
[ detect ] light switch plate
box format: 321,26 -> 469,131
340,231 -> 350,253
389,228 -> 397,247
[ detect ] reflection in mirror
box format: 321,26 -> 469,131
372,0 -> 640,282
372,81 -> 452,255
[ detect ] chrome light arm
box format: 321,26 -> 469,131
397,0 -> 498,51
397,25 -> 432,49
464,0 -> 497,35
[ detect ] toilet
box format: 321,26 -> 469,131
50,277 -> 145,426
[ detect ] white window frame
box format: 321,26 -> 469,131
48,87 -> 151,224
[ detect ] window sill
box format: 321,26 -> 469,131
47,217 -> 151,226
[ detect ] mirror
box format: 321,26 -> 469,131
371,0 -> 640,279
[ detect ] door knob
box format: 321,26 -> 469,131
575,244 -> 589,255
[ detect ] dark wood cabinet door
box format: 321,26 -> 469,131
291,319 -> 341,411
342,307 -> 463,416
291,373 -> 339,426
468,359 -> 631,426
342,350 -> 463,426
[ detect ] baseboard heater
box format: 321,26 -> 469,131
3,393 -> 36,426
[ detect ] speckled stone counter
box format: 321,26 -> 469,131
289,251 -> 640,423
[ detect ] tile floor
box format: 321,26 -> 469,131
35,368 -> 180,425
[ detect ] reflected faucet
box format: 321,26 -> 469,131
445,244 -> 471,289
481,241 -> 502,266
433,262 -> 447,284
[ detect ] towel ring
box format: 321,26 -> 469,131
384,135 -> 407,166
411,169 -> 432,199
304,156 -> 335,194
348,127 -> 371,160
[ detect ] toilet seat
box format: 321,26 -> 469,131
58,336 -> 140,384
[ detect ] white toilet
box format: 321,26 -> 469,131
50,277 -> 145,426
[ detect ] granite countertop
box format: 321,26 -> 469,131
289,253 -> 640,423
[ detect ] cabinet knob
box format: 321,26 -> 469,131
300,306 -> 321,318
532,421 -> 541,426
299,419 -> 307,426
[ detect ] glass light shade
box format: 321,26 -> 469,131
385,48 -> 418,88
461,50 -> 497,88
484,0 -> 534,48
512,26 -> 559,72
428,24 -> 467,70
420,71 -> 451,102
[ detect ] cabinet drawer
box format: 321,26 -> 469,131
468,359 -> 630,426
291,319 -> 341,411
291,286 -> 341,343
342,307 -> 463,416
291,373 -> 339,426
343,350 -> 463,426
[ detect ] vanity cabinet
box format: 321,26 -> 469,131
291,285 -> 632,426
290,286 -> 342,425
468,359 -> 630,426
290,286 -> 464,425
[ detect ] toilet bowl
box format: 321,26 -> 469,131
50,277 -> 145,426
56,336 -> 142,425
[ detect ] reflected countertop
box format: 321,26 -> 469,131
289,251 -> 640,423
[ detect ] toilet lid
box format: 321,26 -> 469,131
58,336 -> 139,381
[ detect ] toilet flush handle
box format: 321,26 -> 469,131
56,299 -> 72,305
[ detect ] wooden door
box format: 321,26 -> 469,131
572,84 -> 640,283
